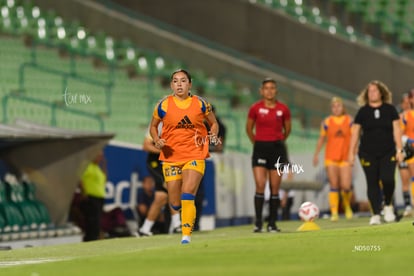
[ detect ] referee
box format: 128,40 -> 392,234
349,80 -> 404,225
246,78 -> 291,233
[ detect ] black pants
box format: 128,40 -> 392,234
81,195 -> 104,241
359,151 -> 396,215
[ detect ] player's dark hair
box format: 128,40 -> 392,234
261,77 -> 277,87
171,69 -> 192,83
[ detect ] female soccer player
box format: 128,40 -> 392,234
246,78 -> 291,233
149,69 -> 219,244
349,80 -> 404,225
313,97 -> 353,221
399,91 -> 414,217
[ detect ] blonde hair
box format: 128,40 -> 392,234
331,97 -> 346,115
357,80 -> 392,106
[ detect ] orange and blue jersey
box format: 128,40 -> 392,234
320,114 -> 352,162
153,95 -> 211,162
401,110 -> 414,161
401,110 -> 414,139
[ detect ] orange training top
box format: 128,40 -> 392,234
320,114 -> 352,162
153,95 -> 210,162
401,110 -> 414,138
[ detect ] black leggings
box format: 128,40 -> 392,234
359,151 -> 396,215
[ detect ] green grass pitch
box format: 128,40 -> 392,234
0,217 -> 412,276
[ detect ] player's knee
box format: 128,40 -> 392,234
255,187 -> 266,194
154,191 -> 168,202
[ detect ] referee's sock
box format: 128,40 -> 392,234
403,191 -> 411,207
268,194 -> 280,226
181,193 -> 196,236
254,193 -> 265,226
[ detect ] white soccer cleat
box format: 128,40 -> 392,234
383,205 -> 396,223
403,206 -> 413,217
369,215 -> 381,225
181,235 -> 191,244
136,229 -> 153,237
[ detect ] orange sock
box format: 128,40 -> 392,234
181,193 -> 196,236
329,189 -> 339,215
411,181 -> 414,206
341,190 -> 352,209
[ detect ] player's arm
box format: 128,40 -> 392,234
150,116 -> 165,149
205,112 -> 220,145
246,118 -> 255,144
143,136 -> 161,154
206,112 -> 218,136
348,123 -> 361,166
283,119 -> 291,140
215,125 -> 225,153
393,119 -> 404,163
313,121 -> 327,167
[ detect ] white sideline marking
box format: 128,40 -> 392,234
0,258 -> 70,267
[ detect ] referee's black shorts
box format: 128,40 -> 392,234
146,153 -> 167,193
252,141 -> 289,170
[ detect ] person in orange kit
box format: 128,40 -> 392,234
149,69 -> 219,244
313,97 -> 353,221
399,90 -> 414,217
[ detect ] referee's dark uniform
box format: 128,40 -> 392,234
354,103 -> 399,215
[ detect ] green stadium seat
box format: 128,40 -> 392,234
0,4 -> 19,34
4,176 -> 43,231
114,38 -> 137,66
397,27 -> 414,48
0,180 -> 25,234
22,181 -> 51,227
380,17 -> 398,40
344,0 -> 366,14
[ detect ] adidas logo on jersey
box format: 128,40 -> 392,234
176,115 -> 195,129
334,129 -> 345,137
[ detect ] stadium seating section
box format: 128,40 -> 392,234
0,0 -> 321,153
0,174 -> 80,241
252,0 -> 414,56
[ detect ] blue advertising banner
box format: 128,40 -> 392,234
103,141 -> 215,219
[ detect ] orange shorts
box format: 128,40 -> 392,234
405,156 -> 414,164
162,160 -> 205,182
324,160 -> 349,167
